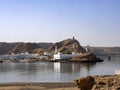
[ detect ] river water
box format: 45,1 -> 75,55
0,55 -> 120,82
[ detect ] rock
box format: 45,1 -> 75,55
75,75 -> 120,90
74,76 -> 95,90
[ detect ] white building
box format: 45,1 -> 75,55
44,52 -> 51,56
53,44 -> 80,61
115,70 -> 120,75
53,52 -> 79,60
0,53 -> 40,60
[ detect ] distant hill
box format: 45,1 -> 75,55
37,43 -> 53,49
88,47 -> 120,55
0,42 -> 53,55
0,42 -> 19,55
8,43 -> 41,54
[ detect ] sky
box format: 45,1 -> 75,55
0,0 -> 120,47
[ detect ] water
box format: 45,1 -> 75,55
0,56 -> 120,82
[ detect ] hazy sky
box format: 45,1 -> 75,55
0,0 -> 120,46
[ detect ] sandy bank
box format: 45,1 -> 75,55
0,82 -> 79,90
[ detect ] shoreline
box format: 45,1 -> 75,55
0,58 -> 104,63
0,75 -> 120,90
0,82 -> 79,90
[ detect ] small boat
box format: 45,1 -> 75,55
108,56 -> 111,60
0,60 -> 3,63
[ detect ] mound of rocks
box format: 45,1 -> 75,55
72,53 -> 103,62
74,75 -> 120,90
74,76 -> 95,90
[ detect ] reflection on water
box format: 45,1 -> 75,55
0,56 -> 120,82
53,62 -> 96,74
54,62 -> 72,73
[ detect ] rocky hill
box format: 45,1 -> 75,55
0,38 -> 86,55
0,38 -> 85,54
49,38 -> 86,54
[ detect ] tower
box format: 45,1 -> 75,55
55,46 -> 58,54
86,45 -> 90,52
72,36 -> 75,40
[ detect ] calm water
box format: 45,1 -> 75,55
0,56 -> 120,82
